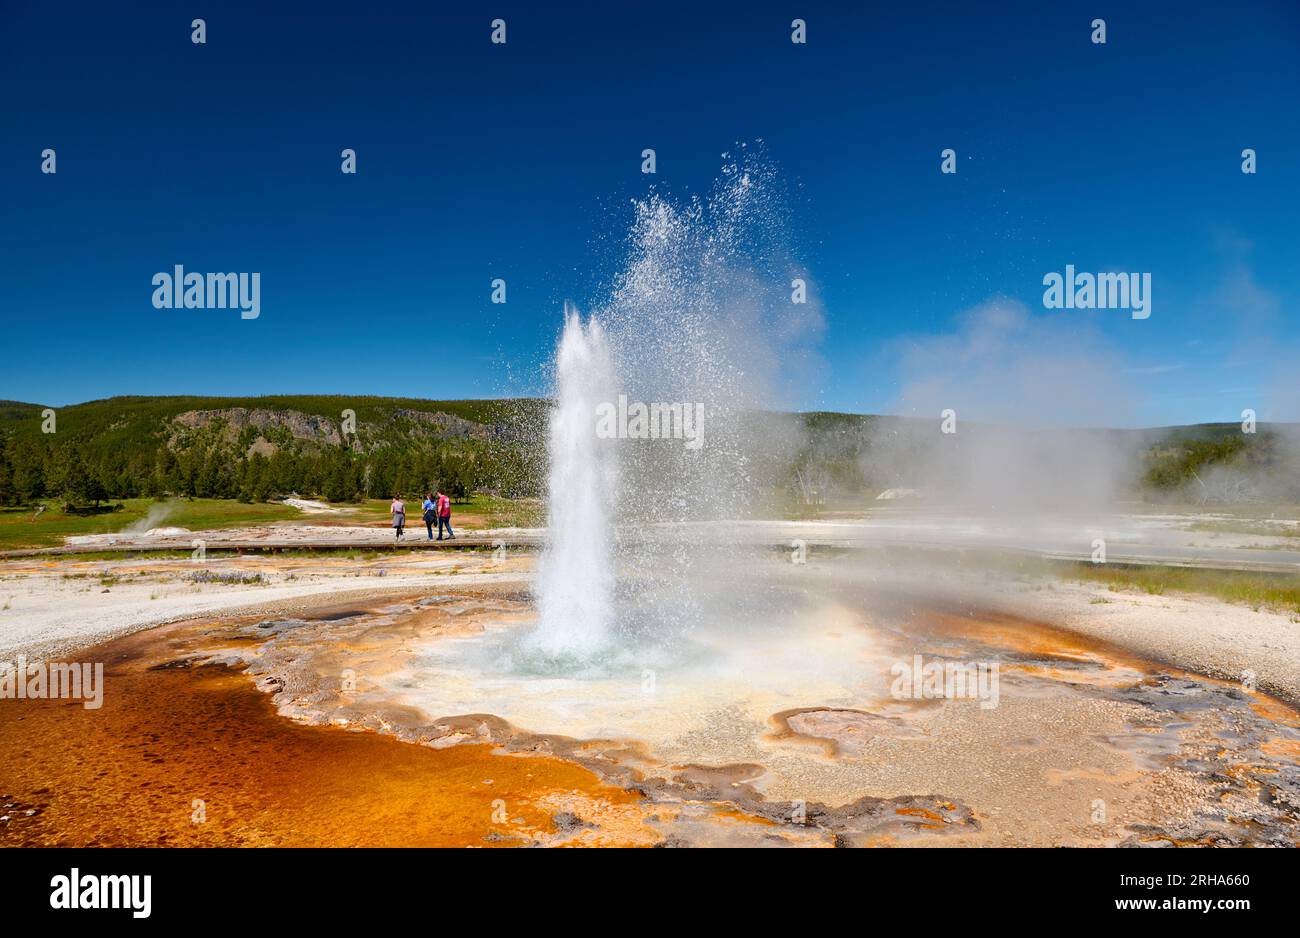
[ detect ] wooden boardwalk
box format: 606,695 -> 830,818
0,535 -> 543,560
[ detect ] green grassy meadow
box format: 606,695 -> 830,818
0,498 -> 299,550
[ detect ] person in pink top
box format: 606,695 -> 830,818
436,488 -> 455,541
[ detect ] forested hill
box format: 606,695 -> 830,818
0,395 -> 1294,509
0,396 -> 548,505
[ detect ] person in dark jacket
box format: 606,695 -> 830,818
421,492 -> 437,540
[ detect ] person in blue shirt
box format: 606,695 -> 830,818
421,492 -> 437,540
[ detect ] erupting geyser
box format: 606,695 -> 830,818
524,146 -> 821,664
528,307 -> 620,659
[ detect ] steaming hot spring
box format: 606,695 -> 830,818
6,157 -> 1297,849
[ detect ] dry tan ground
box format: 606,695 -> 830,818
0,551 -> 530,661
2,544 -> 1297,847
920,568 -> 1300,704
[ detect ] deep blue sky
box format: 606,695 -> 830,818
2,1 -> 1297,425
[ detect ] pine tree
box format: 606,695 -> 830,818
11,441 -> 46,503
0,442 -> 15,506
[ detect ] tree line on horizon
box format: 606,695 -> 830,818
0,396 -> 1293,511
0,435 -> 534,509
0,433 -> 533,506
0,396 -> 544,511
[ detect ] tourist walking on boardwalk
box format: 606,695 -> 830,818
391,494 -> 406,540
421,492 -> 437,540
436,488 -> 455,540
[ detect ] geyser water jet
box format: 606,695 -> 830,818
525,146 -> 820,663
528,307 -> 620,658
